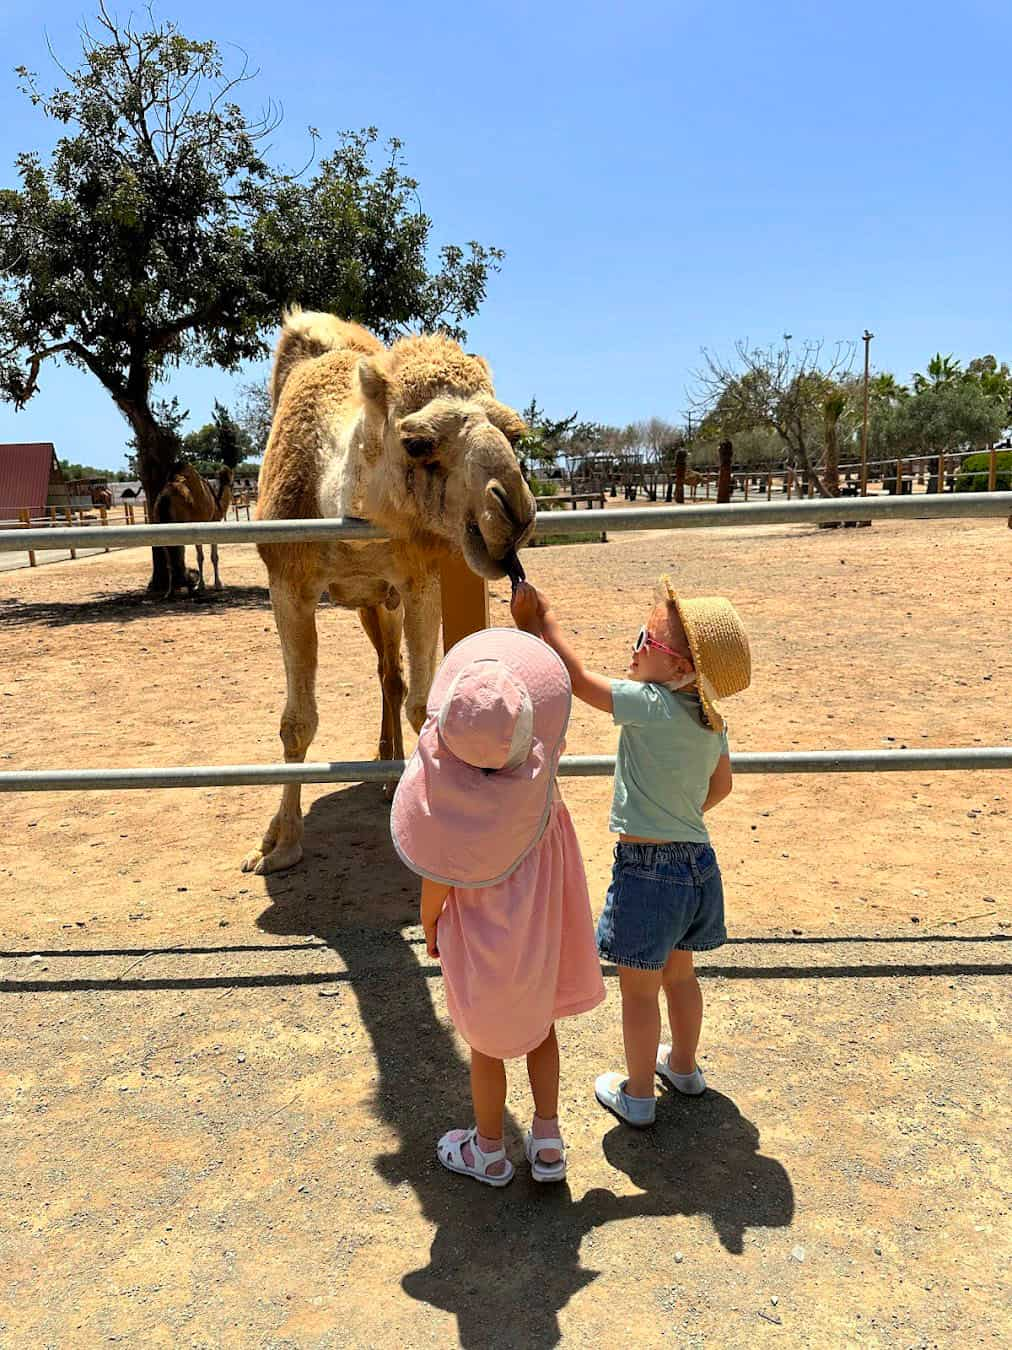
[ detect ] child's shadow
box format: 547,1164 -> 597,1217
256,785 -> 793,1349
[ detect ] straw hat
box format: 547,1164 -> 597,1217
659,575 -> 751,734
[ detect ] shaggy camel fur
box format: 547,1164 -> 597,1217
242,309 -> 536,875
153,463 -> 234,596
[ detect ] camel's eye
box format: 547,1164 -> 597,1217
403,436 -> 436,459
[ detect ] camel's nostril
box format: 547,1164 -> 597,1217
488,482 -> 515,525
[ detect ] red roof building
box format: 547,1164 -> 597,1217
0,443 -> 67,521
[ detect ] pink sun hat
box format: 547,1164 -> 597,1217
391,628 -> 572,888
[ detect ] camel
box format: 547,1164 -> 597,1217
242,308 -> 536,876
153,462 -> 234,596
89,485 -> 113,509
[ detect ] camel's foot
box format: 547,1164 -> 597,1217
405,698 -> 427,735
213,579 -> 224,591
241,840 -> 304,875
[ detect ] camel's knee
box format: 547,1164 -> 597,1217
381,666 -> 405,710
280,710 -> 318,759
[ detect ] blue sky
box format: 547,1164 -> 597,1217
2,0 -> 1011,469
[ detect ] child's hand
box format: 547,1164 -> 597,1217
424,919 -> 439,959
511,581 -> 548,633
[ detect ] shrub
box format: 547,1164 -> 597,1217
954,449 -> 1012,492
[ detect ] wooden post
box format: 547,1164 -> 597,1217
988,444 -> 998,492
766,472 -> 773,501
716,441 -> 733,504
937,451 -> 945,494
743,474 -> 749,501
674,449 -> 687,505
704,474 -> 710,500
439,554 -> 490,652
64,507 -> 76,559
895,458 -> 903,494
18,508 -> 37,567
100,506 -> 109,551
786,470 -> 793,501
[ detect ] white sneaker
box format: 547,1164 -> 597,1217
656,1044 -> 707,1095
594,1072 -> 656,1127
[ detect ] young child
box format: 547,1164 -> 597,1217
390,627 -> 605,1185
511,575 -> 750,1127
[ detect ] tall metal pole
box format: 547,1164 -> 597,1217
860,329 -> 874,496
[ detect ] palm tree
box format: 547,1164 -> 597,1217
822,390 -> 847,495
912,353 -> 962,393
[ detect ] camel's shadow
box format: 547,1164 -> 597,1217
256,784 -> 794,1348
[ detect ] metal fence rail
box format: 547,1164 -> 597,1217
3,491 -> 1011,552
2,747 -> 1009,793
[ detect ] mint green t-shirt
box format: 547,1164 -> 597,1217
609,680 -> 729,843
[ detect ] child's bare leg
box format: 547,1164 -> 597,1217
618,965 -> 665,1097
526,1025 -> 561,1163
661,949 -> 702,1073
468,1048 -> 508,1176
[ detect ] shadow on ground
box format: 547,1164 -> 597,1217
254,784 -> 795,1348
0,584 -> 272,629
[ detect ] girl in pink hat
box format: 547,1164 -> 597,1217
391,628 -> 605,1186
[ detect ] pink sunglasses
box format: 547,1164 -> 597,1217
633,626 -> 684,660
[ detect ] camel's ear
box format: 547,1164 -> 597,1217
357,355 -> 389,410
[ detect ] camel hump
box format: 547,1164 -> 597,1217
270,307 -> 384,407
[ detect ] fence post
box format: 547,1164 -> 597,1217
766,472 -> 773,501
988,444 -> 997,492
716,441 -> 733,504
439,554 -> 489,652
895,458 -> 903,494
18,508 -> 37,567
100,506 -> 109,551
786,470 -> 793,501
937,451 -> 945,493
64,507 -> 76,559
743,474 -> 750,501
674,449 -> 687,505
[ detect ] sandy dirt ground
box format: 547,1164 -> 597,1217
0,511 -> 1009,1348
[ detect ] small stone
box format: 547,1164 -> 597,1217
874,1246 -> 882,1256
237,1054 -> 246,1064
674,1251 -> 683,1264
911,916 -> 920,924
771,1296 -> 779,1306
790,1245 -> 806,1262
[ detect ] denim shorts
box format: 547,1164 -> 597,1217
597,840 -> 726,969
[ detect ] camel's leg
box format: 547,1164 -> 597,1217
194,544 -> 206,593
211,544 -> 223,590
401,571 -> 442,734
358,601 -> 406,763
241,581 -> 319,874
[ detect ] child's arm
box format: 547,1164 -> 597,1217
420,877 -> 450,958
511,583 -> 613,713
703,753 -> 733,813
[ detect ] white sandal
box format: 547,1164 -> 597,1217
524,1130 -> 567,1183
436,1127 -> 514,1187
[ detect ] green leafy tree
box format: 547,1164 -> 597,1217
517,399 -> 577,486
0,6 -> 503,591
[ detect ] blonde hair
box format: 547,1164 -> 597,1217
653,573 -> 710,725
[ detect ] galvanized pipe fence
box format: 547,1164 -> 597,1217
2,490 -> 1011,553
3,491 -> 1009,793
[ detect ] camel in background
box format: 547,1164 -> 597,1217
242,308 -> 535,875
153,462 -> 234,597
89,485 -> 113,509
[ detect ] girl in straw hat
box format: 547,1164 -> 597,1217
390,628 -> 605,1186
511,575 -> 750,1128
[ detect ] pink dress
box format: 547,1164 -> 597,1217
436,791 -> 606,1060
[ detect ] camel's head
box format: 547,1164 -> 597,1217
357,336 -> 537,580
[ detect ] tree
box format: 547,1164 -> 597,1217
234,379 -> 272,458
175,400 -> 250,474
692,338 -> 855,496
517,399 -> 577,484
886,381 -> 1005,461
1,6 -> 503,591
912,353 -> 962,392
